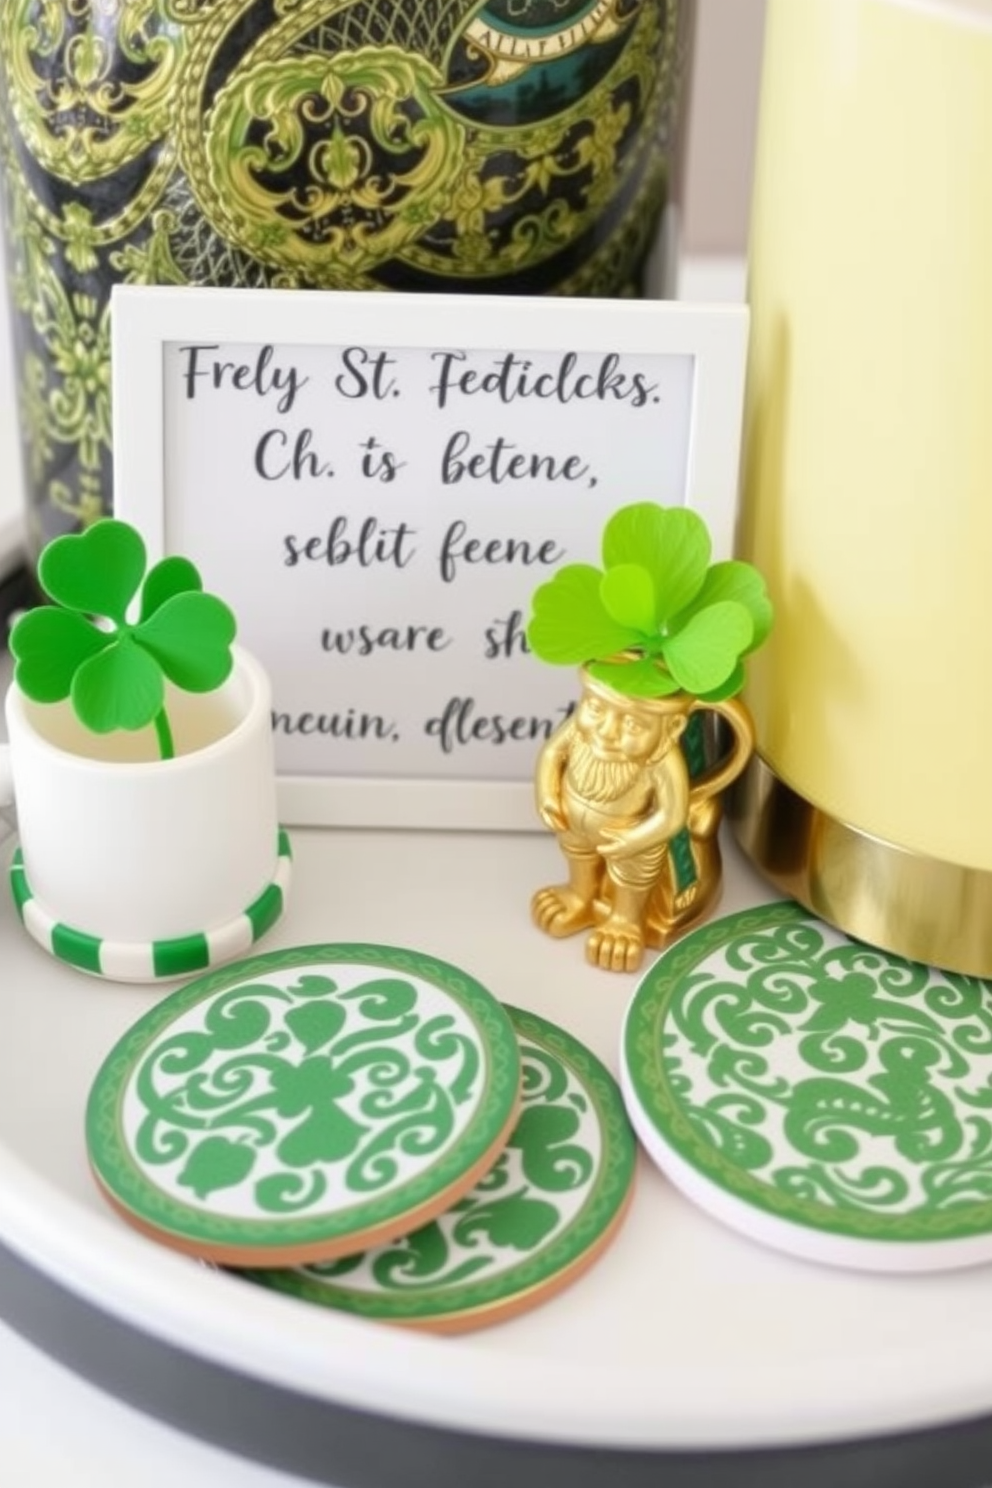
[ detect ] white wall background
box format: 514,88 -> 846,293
683,0 -> 766,253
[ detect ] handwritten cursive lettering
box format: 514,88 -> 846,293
429,350 -> 658,410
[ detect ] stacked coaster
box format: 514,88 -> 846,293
87,945 -> 635,1328
621,901 -> 992,1273
238,1004 -> 636,1331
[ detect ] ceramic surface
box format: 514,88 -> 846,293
1,645 -> 281,951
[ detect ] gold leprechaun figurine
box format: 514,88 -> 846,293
526,502 -> 773,974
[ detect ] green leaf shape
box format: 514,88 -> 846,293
798,970 -> 887,1039
599,564 -> 657,633
71,634 -> 165,733
508,1104 -> 593,1191
525,502 -> 774,701
270,1058 -> 367,1167
673,560 -> 774,654
278,1104 -> 367,1168
177,1136 -> 256,1199
527,564 -> 643,666
586,656 -> 681,698
284,1000 -> 347,1054
694,661 -> 746,703
290,974 -> 340,998
269,1056 -> 355,1119
452,1189 -> 559,1251
661,601 -> 754,695
135,592 -> 236,692
38,519 -> 146,625
9,607 -> 113,703
15,518 -> 240,758
139,556 -> 203,622
602,504 -> 710,623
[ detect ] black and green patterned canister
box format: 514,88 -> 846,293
0,0 -> 694,565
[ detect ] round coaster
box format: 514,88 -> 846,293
621,901 -> 992,1273
10,829 -> 292,982
86,944 -> 521,1266
236,1006 -> 637,1332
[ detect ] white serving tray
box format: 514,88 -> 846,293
5,260 -> 992,1480
4,779 -> 992,1461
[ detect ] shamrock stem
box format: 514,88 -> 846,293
153,706 -> 175,761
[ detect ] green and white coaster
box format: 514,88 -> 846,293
622,901 -> 992,1273
86,945 -> 521,1267
237,1006 -> 637,1332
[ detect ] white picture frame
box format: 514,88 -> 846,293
112,285 -> 748,831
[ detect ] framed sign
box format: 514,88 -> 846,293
112,286 -> 748,830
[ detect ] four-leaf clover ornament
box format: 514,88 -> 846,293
527,502 -> 773,700
9,520 -> 236,760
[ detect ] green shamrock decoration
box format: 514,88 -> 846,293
9,519 -> 236,760
527,503 -> 773,700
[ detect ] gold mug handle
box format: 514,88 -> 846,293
686,695 -> 756,806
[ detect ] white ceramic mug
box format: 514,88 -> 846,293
0,645 -> 290,981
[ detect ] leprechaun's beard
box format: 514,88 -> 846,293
566,737 -> 646,803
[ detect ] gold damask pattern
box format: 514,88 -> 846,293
0,0 -> 691,553
204,49 -> 468,282
4,0 -> 185,184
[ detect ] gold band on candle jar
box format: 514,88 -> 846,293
728,755 -> 992,979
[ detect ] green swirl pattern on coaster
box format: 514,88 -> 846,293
237,1006 -> 636,1330
622,902 -> 992,1271
86,945 -> 521,1266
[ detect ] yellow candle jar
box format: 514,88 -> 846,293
731,0 -> 992,974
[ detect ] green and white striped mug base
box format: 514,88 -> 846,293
8,828 -> 292,983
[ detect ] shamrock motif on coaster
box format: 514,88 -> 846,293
237,1006 -> 637,1331
85,944 -> 521,1266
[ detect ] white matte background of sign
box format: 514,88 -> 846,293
113,286 -> 748,829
